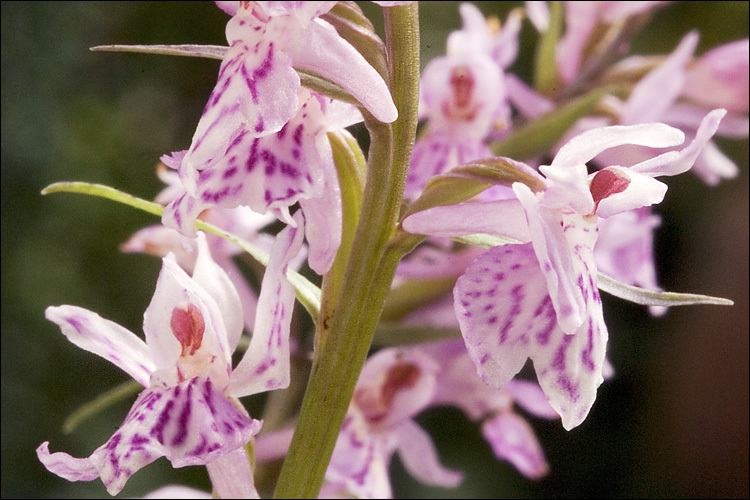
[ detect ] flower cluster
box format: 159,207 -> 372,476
37,1 -> 744,498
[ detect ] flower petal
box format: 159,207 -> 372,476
454,243 -> 607,429
629,108 -> 726,177
622,31 -> 698,125
297,137 -> 342,274
503,379 -> 559,419
551,122 -> 684,169
143,254 -> 231,376
91,377 -> 261,495
36,442 -> 99,482
326,412 -> 392,499
482,412 -> 548,479
401,199 -> 531,242
514,184 -> 589,334
206,446 -> 260,499
455,244 -> 557,391
180,37 -> 299,195
163,91 -> 329,237
353,348 -> 438,428
45,306 -> 155,387
229,212 -> 306,397
593,167 -> 667,218
393,420 -> 463,488
284,18 -> 398,123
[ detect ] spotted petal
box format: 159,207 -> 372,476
180,18 -> 301,193
163,92 -> 327,237
514,184 -> 592,334
455,243 -> 607,429
325,412 -> 392,499
39,377 -> 261,496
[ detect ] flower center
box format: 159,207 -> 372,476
444,66 -> 479,121
354,362 -> 421,426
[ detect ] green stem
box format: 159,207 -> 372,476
272,4 -> 420,498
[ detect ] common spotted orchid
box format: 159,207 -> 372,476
404,3 -> 521,199
403,110 -> 724,429
323,347 -> 463,498
37,224 -> 304,496
177,1 -> 396,197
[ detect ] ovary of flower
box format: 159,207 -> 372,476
37,227 -> 304,496
403,111 -> 724,429
179,1 -> 396,195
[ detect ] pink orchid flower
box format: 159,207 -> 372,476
404,3 -> 521,199
403,110 -> 724,429
38,225 -> 304,496
179,1 -> 395,196
323,347 -> 463,498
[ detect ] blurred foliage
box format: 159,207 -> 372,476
2,2 -> 747,498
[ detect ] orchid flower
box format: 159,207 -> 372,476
164,88 -> 355,274
323,347 -> 463,498
403,110 -> 724,429
178,1 -> 396,198
404,3 -> 521,199
37,225 -> 304,496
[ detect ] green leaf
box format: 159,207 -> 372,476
403,158 -> 546,220
381,276 -> 457,322
63,380 -> 141,434
597,273 -> 734,308
453,233 -> 521,248
41,182 -> 321,319
490,84 -> 624,161
90,44 -> 227,60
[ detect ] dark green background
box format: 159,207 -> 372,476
2,2 -> 747,498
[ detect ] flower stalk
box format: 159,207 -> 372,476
273,3 -> 420,498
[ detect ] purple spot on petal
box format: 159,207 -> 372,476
292,124 -> 304,146
223,166 -> 238,179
